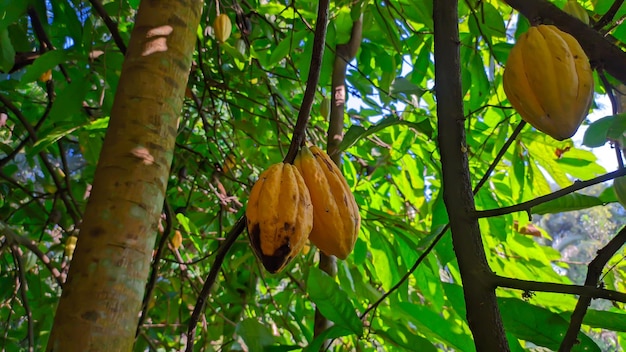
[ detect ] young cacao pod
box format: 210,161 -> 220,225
320,96 -> 331,120
246,162 -> 313,273
235,38 -> 247,57
503,25 -> 594,140
563,0 -> 589,25
294,146 -> 360,259
213,14 -> 232,44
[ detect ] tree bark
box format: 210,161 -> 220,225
46,0 -> 202,350
433,0 -> 510,350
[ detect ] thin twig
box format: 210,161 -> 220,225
598,68 -> 619,115
11,245 -> 34,352
185,216 -> 245,351
136,200 -> 173,337
360,223 -> 450,319
594,0 -> 625,30
282,0 -> 330,164
87,0 -> 127,54
0,221 -> 64,288
475,168 -> 626,219
473,121 -> 526,193
491,274 -> 626,303
559,226 -> 626,351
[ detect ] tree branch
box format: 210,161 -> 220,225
503,0 -> 626,85
434,0 -> 509,349
11,245 -> 34,352
559,226 -> 626,351
475,168 -> 626,219
492,274 -> 626,303
283,0 -> 330,164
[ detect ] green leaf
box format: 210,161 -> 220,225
339,116 -> 429,152
491,42 -> 513,64
398,302 -> 475,351
390,77 -> 426,98
377,321 -> 437,352
599,185 -> 619,203
398,0 -> 433,29
21,50 -> 69,83
581,310 -> 626,332
235,318 -> 276,351
0,0 -> 28,33
583,113 -> 626,147
500,298 -> 601,351
531,193 -> 605,215
306,267 -> 363,337
334,7 -> 353,45
30,122 -> 84,155
0,28 -> 15,72
29,77 -> 90,155
267,30 -> 308,68
302,325 -> 353,352
176,213 -> 192,233
467,49 -> 490,110
369,231 -> 397,290
468,2 -> 506,39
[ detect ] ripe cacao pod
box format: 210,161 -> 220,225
614,176 -> 626,207
213,14 -> 232,44
294,146 -> 360,259
503,25 -> 594,141
246,162 -> 313,273
563,0 -> 589,25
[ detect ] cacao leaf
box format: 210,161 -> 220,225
307,268 -> 363,337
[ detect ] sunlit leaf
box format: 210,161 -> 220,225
531,193 -> 605,215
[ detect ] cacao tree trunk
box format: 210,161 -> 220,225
433,0 -> 510,350
46,0 -> 202,350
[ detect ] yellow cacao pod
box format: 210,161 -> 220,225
503,25 -> 594,140
563,0 -> 589,25
170,230 -> 183,250
65,235 -> 78,259
246,162 -> 313,273
294,146 -> 360,259
213,14 -> 232,44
